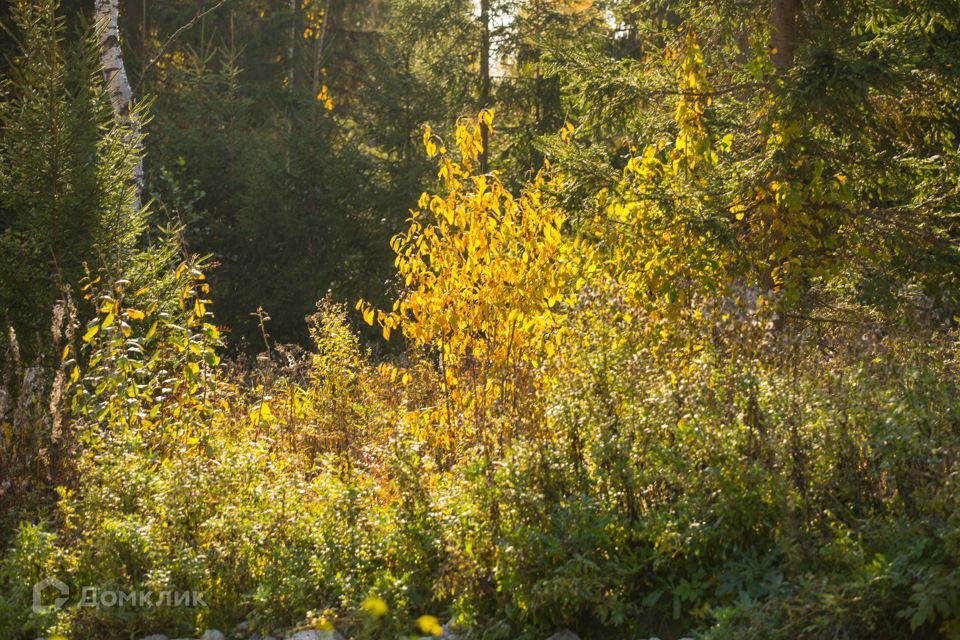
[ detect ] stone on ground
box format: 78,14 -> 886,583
288,630 -> 346,640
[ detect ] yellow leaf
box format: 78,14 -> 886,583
362,306 -> 375,325
719,132 -> 734,151
313,618 -> 333,631
315,618 -> 334,631
422,126 -> 437,157
82,324 -> 99,343
127,308 -> 145,320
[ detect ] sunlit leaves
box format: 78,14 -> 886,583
362,111 -> 588,453
82,323 -> 99,343
422,125 -> 438,157
315,84 -> 334,110
71,258 -> 222,448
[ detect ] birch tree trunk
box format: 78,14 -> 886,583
95,0 -> 143,212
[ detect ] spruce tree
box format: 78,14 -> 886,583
0,0 -> 156,357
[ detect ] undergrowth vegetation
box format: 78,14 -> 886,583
3,110 -> 959,640
3,2 -> 960,637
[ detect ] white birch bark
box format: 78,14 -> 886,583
95,0 -> 143,212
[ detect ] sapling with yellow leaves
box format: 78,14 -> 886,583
69,258 -> 221,451
358,110 -> 592,456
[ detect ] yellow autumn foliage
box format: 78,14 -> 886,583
357,38 -> 736,454
358,111 -> 593,454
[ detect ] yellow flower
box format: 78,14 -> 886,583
361,595 -> 389,618
416,615 -> 442,636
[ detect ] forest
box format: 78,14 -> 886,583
1,0 -> 960,639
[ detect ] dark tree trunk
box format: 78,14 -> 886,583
770,0 -> 798,71
479,0 -> 490,172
